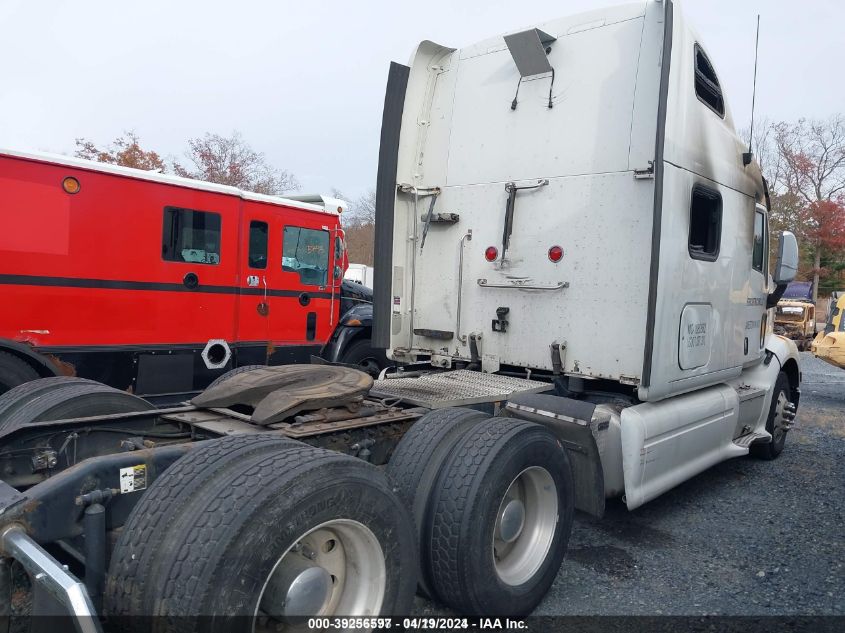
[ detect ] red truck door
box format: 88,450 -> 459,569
235,207 -> 274,359
278,213 -> 339,354
235,203 -> 341,364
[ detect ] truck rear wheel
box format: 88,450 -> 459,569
0,351 -> 39,396
426,417 -> 574,616
106,434 -> 297,625
0,382 -> 154,433
386,407 -> 490,595
106,436 -> 416,626
0,376 -> 97,420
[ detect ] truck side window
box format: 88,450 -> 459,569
694,44 -> 724,117
162,207 -> 221,265
688,185 -> 722,261
248,221 -> 268,269
752,210 -> 765,273
282,226 -> 330,286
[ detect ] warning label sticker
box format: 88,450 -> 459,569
119,465 -> 147,494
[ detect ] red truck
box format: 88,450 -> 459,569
0,148 -> 382,397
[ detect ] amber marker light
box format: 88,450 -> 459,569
62,176 -> 81,194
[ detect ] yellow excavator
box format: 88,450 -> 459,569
811,293 -> 845,369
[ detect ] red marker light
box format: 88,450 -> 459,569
548,245 -> 563,262
485,246 -> 499,262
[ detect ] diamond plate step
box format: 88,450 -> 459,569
370,369 -> 550,408
733,430 -> 769,448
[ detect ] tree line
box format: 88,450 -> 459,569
75,131 -> 299,195
749,115 -> 845,301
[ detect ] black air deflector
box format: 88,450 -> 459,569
504,28 -> 556,77
373,62 -> 410,349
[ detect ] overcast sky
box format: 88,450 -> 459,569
0,0 -> 841,200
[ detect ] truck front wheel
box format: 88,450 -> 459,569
751,372 -> 793,460
339,338 -> 387,378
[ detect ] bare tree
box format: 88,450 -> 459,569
351,189 -> 376,226
335,188 -> 376,227
333,188 -> 376,264
173,131 -> 299,195
74,131 -> 166,172
741,117 -> 785,188
344,224 -> 375,266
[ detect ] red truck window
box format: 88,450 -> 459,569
248,220 -> 269,269
162,206 -> 221,265
282,226 -> 329,286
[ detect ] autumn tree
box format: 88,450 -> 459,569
173,131 -> 299,195
753,116 -> 845,300
333,189 -> 376,266
74,131 -> 166,171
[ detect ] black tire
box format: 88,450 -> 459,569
751,372 -> 792,460
0,376 -> 98,422
386,407 -> 490,596
0,351 -> 39,396
339,338 -> 387,377
105,434 -> 296,626
426,417 -> 574,616
106,437 -> 416,627
0,383 -> 154,433
206,364 -> 266,389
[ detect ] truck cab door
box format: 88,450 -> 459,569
235,216 -> 273,363
749,205 -> 769,358
275,219 -> 338,361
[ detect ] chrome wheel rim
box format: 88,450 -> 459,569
255,519 -> 386,629
492,466 -> 558,586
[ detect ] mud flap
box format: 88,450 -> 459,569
503,393 -> 608,518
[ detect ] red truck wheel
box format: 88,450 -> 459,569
0,351 -> 39,396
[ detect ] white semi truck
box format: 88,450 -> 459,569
0,0 -> 801,628
371,0 -> 801,610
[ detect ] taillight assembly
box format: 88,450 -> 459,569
485,246 -> 499,262
548,245 -> 563,262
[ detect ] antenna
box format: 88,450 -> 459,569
743,14 -> 760,167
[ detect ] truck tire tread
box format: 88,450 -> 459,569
105,434 -> 297,623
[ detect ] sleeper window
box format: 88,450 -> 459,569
694,44 -> 725,117
688,186 -> 722,261
162,207 -> 221,264
752,210 -> 765,273
282,226 -> 330,286
248,221 -> 268,269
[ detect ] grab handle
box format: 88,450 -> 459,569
477,279 -> 568,291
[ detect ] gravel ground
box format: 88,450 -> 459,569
419,352 -> 845,616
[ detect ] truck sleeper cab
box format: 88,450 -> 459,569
0,149 -> 382,397
374,0 -> 801,513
